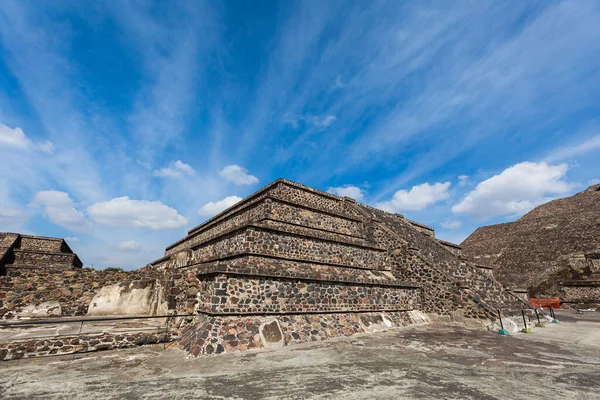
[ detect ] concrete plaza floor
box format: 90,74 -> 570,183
1,309 -> 599,399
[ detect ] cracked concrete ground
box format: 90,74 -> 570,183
1,310 -> 599,399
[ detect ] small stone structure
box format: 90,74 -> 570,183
461,184 -> 600,300
0,233 -> 162,320
0,233 -> 83,275
149,179 -> 531,357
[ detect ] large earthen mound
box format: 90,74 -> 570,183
461,184 -> 600,296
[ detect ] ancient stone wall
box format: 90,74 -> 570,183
0,331 -> 178,361
266,200 -> 363,237
193,274 -> 419,314
12,250 -> 76,268
189,227 -> 387,269
270,181 -> 363,219
19,237 -> 63,253
437,240 -> 462,257
177,310 -> 417,356
166,181 -> 367,256
561,282 -> 600,304
166,201 -> 267,255
0,267 -> 159,319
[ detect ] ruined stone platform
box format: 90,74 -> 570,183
150,179 -> 533,356
0,233 -> 82,275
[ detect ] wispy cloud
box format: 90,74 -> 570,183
118,240 -> 142,252
441,220 -> 462,229
376,182 -> 451,213
32,190 -> 91,232
327,185 -> 365,201
153,160 -> 196,178
198,196 -> 242,217
452,162 -> 573,220
87,197 -> 188,230
0,124 -> 31,149
218,165 -> 259,185
545,134 -> 600,163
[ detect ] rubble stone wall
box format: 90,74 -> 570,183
0,267 -> 159,319
166,201 -> 267,255
194,274 -> 419,314
0,331 -> 177,361
562,284 -> 600,304
190,227 -> 386,269
266,200 -> 363,237
271,181 -> 363,219
177,310 -> 416,356
19,237 -> 63,252
12,250 -> 75,268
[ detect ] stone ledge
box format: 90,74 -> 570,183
180,251 -> 390,273
0,331 -> 178,361
170,193 -> 365,253
182,256 -> 420,288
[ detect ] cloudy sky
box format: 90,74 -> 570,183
1,1 -> 599,270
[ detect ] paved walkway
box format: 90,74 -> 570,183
1,310 -> 599,399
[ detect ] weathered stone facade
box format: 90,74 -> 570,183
150,179 -> 532,357
0,233 -> 83,275
0,331 -> 177,361
461,184 -> 600,298
0,179 -> 540,360
560,280 -> 600,305
0,266 -> 158,319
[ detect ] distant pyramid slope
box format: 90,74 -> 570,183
461,184 -> 600,295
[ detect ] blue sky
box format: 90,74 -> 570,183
1,1 -> 599,270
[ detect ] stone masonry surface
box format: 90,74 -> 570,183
461,184 -> 600,297
0,267 -> 159,319
0,233 -> 83,272
0,179 -> 542,360
146,179 -> 538,357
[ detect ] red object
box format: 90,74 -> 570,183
530,297 -> 560,309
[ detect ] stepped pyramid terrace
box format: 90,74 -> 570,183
148,178 -> 536,356
0,233 -> 82,276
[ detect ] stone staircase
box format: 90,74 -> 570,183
354,205 -> 541,320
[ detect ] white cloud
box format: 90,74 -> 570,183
458,175 -> 469,187
33,190 -> 91,232
0,124 -> 31,149
452,161 -> 573,220
118,240 -> 142,252
327,185 -> 365,201
198,196 -> 243,217
284,114 -> 337,128
310,115 -> 336,127
376,182 -> 451,212
218,165 -> 259,185
441,220 -> 462,229
334,74 -> 347,88
136,159 -> 152,170
87,197 -> 188,229
38,140 -> 55,154
153,160 -> 195,178
64,236 -> 80,242
0,125 -> 56,154
546,135 -> 600,162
